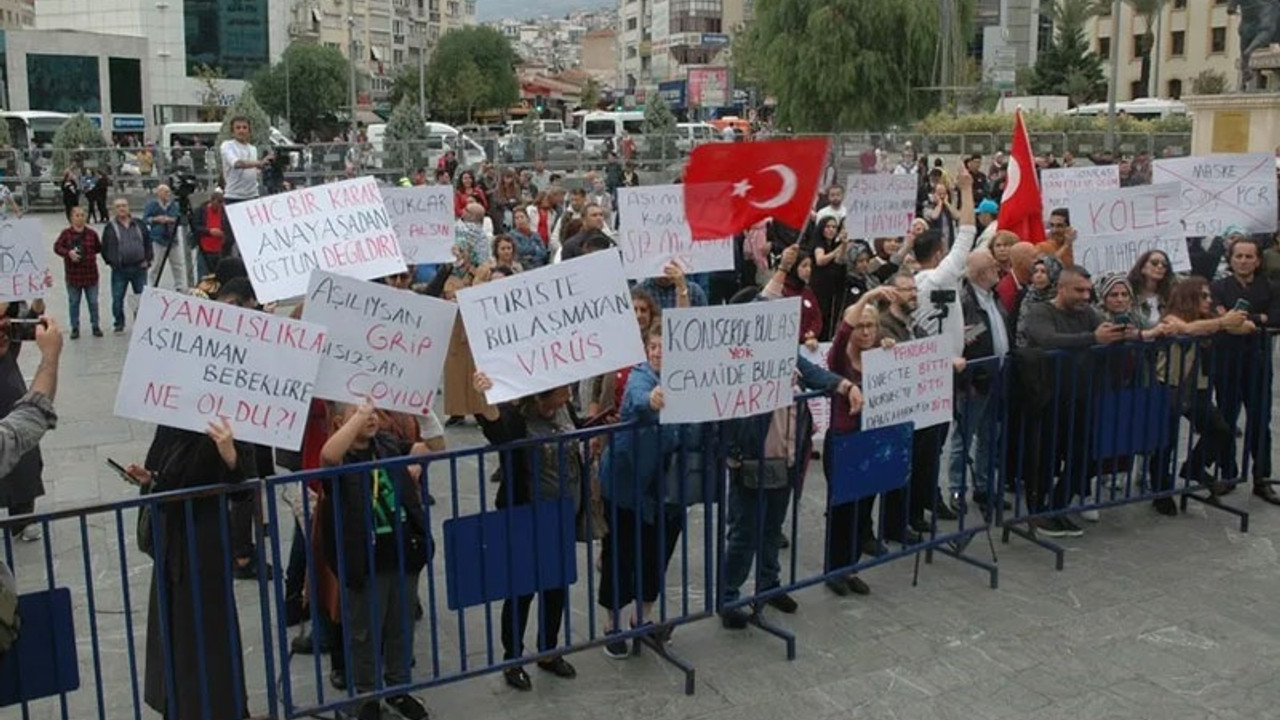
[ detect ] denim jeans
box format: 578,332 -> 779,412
110,265 -> 147,329
721,475 -> 792,604
67,284 -> 100,332
948,390 -> 994,498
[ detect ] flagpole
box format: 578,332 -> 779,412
1104,0 -> 1122,152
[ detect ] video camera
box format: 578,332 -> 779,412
167,171 -> 198,216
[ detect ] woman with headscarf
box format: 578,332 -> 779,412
804,216 -> 848,341
779,249 -> 822,351
843,241 -> 880,312
1012,253 -> 1063,350
441,235 -> 492,426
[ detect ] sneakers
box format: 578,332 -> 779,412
18,525 -> 42,542
113,325 -> 124,334
385,694 -> 429,720
1078,509 -> 1100,523
766,592 -> 798,614
1036,516 -> 1084,538
69,329 -> 80,340
92,326 -> 103,337
602,630 -> 630,659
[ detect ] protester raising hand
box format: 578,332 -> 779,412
206,417 -> 237,469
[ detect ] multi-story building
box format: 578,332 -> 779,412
618,0 -> 739,103
1083,0 -> 1241,100
35,0 -> 288,129
0,0 -> 33,29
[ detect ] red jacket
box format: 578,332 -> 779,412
995,273 -> 1022,315
53,225 -> 102,288
783,284 -> 823,342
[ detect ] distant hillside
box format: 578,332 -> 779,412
477,0 -> 613,21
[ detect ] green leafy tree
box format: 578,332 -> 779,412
1118,0 -> 1166,99
1029,0 -> 1108,105
643,94 -> 678,161
384,97 -> 430,175
52,112 -> 107,174
580,77 -> 601,109
423,26 -> 520,121
390,66 -> 424,110
740,0 -> 971,131
251,43 -> 350,141
1191,68 -> 1228,96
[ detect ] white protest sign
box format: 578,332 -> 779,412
113,287 -> 325,450
842,174 -> 917,240
660,298 -> 801,424
861,336 -> 953,431
798,342 -> 832,441
0,217 -> 53,302
456,250 -> 645,404
1154,153 -> 1278,237
382,185 -> 455,264
225,176 -> 408,304
1068,182 -> 1190,276
616,184 -> 734,280
1040,165 -> 1120,222
302,271 -> 456,414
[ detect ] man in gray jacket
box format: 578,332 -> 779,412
102,198 -> 152,333
0,317 -> 62,477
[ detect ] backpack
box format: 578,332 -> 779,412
0,561 -> 20,654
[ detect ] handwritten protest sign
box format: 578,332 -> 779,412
457,250 -> 644,404
1068,182 -> 1190,276
660,298 -> 801,424
1040,165 -> 1120,222
861,336 -> 953,431
225,176 -> 408,303
382,185 -> 455,264
302,271 -> 456,414
1154,153 -> 1278,237
799,342 -> 832,440
617,184 -> 733,280
114,287 -> 325,449
0,218 -> 52,302
842,174 -> 917,240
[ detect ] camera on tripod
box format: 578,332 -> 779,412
167,172 -> 198,216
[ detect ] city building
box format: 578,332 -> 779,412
34,0 -> 288,131
970,0 -> 1046,92
294,0 -> 475,114
617,0 -> 740,108
0,0 -> 33,29
1084,1 -> 1242,100
580,29 -> 619,89
0,27 -> 152,142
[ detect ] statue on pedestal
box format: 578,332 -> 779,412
1231,0 -> 1280,89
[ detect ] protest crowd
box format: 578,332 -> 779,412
3,112 -> 1280,720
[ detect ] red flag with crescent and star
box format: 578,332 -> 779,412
996,108 -> 1046,244
683,138 -> 830,240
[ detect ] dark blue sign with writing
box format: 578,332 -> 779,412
658,80 -> 686,110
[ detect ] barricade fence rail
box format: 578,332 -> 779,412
0,330 -> 1269,718
1,131 -> 1193,206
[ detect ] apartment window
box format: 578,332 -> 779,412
1132,33 -> 1144,59
1172,0 -> 1185,7
1170,30 -> 1184,56
1167,78 -> 1182,99
1211,26 -> 1227,53
1130,80 -> 1143,99
1098,36 -> 1111,58
28,55 -> 101,113
108,57 -> 143,114
626,45 -> 637,58
626,17 -> 637,30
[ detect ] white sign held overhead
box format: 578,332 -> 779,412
225,176 -> 408,303
842,174 -> 917,240
1153,153 -> 1278,237
456,250 -> 645,404
302,271 -> 457,415
1067,182 -> 1190,276
861,336 -> 953,431
799,341 -> 832,441
660,298 -> 801,424
616,184 -> 734,280
113,287 -> 326,450
0,217 -> 53,302
382,185 -> 455,264
1040,165 -> 1120,222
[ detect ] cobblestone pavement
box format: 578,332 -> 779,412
7,211 -> 1280,720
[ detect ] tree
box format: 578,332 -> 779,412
741,0 -> 972,131
423,26 -> 520,121
390,66 -> 424,110
643,94 -> 678,161
1029,0 -> 1108,105
51,112 -> 107,173
193,64 -> 228,122
384,97 -> 430,175
0,116 -> 11,148
1191,68 -> 1229,95
250,43 -> 350,142
1120,0 -> 1167,98
216,91 -> 272,172
580,77 -> 601,110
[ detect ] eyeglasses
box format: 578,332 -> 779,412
1147,258 -> 1168,268
853,323 -> 878,331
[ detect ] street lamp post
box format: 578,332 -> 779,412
348,15 -> 358,140
418,21 -> 426,122
1104,0 -> 1122,152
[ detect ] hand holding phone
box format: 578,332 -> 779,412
107,458 -> 147,487
1234,298 -> 1251,313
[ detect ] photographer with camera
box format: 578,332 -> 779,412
143,185 -> 186,293
910,167 -> 976,520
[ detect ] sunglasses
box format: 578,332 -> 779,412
1147,258 -> 1167,268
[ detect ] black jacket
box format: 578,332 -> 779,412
477,403 -> 585,512
959,281 -> 1010,391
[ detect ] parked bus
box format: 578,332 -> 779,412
0,110 -> 69,151
1066,98 -> 1188,120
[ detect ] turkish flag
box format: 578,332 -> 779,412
996,109 -> 1046,244
683,138 -> 830,240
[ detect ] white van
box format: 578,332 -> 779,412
160,122 -> 294,151
581,111 -> 645,155
367,121 -> 487,171
675,122 -> 719,153
505,118 -> 565,144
